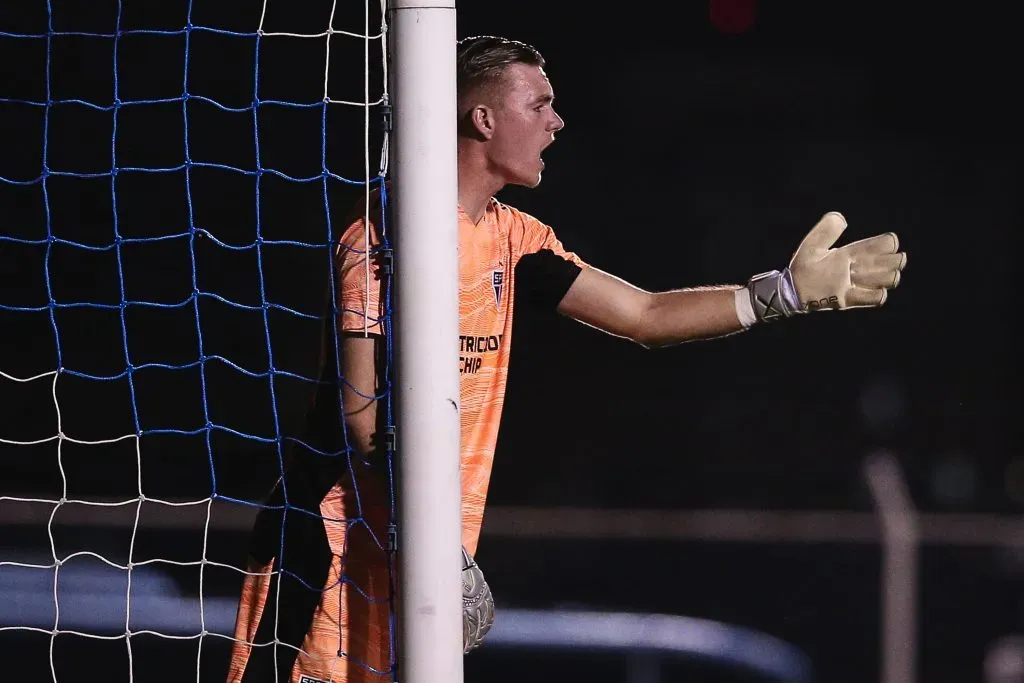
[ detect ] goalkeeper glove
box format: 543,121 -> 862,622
462,546 -> 495,654
747,211 -> 907,320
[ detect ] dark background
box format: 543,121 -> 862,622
1,1 -> 1021,682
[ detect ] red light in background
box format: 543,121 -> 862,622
709,0 -> 758,34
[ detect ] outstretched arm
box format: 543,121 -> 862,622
557,269 -> 745,348
557,212 -> 907,349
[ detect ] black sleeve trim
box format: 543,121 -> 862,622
515,249 -> 583,311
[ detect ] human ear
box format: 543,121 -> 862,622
470,105 -> 495,140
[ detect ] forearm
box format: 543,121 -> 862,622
342,400 -> 378,457
339,334 -> 382,458
636,285 -> 750,348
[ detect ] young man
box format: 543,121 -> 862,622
226,35 -> 907,683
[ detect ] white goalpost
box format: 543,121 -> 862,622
386,1 -> 464,681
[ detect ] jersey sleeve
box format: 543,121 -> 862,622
510,207 -> 588,311
335,203 -> 387,336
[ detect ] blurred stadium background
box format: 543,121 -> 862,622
1,1 -> 1020,682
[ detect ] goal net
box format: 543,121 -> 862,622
0,0 -> 393,680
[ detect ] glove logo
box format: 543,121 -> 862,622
805,295 -> 839,311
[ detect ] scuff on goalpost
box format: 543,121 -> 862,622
0,0 -> 461,681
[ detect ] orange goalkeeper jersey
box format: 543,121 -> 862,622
337,196 -> 588,554
226,195 -> 587,683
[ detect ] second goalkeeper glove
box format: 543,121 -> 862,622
462,546 -> 495,654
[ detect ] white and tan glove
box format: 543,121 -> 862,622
747,211 -> 907,320
462,546 -> 495,654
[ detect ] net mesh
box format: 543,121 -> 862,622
0,0 -> 392,679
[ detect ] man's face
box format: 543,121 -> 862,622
487,63 -> 564,188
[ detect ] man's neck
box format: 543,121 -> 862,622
457,149 -> 505,224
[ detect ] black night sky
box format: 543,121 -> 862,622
1,1 -> 1020,682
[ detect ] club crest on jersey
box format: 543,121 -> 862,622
492,267 -> 504,308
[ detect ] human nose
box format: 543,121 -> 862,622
550,108 -> 565,132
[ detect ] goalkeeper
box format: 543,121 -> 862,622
225,35 -> 906,683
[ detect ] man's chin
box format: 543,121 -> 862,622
510,172 -> 543,189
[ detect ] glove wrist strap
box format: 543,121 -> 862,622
747,268 -> 802,322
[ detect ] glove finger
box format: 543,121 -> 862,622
843,232 -> 900,257
793,212 -> 848,261
845,286 -> 888,308
851,265 -> 902,289
857,251 -> 907,272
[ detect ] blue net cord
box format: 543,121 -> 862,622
0,0 -> 394,678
